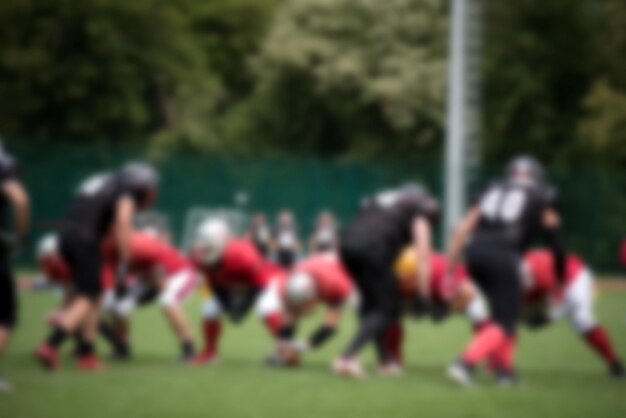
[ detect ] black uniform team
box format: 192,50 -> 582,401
0,140 -> 622,390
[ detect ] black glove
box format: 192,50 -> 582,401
429,302 -> 450,323
524,312 -> 550,330
409,295 -> 431,319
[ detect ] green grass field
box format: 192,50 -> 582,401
1,287 -> 626,418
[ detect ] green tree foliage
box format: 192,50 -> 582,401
228,0 -> 448,158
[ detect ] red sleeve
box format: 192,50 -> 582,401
101,263 -> 115,290
129,233 -> 162,266
228,240 -> 277,288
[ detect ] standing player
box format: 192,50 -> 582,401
191,219 -> 284,365
334,183 -> 439,378
35,162 -> 159,371
0,141 -> 30,392
100,231 -> 198,361
445,155 -> 566,387
518,249 -> 624,378
262,252 -> 354,366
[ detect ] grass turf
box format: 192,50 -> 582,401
1,287 -> 626,418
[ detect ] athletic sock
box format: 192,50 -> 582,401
490,335 -> 517,372
46,327 -> 68,348
473,320 -> 491,334
202,319 -> 222,355
383,322 -> 404,364
462,323 -> 506,366
584,326 -> 619,365
181,340 -> 195,359
263,312 -> 284,337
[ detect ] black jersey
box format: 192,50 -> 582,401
472,179 -> 558,252
0,154 -> 19,232
62,170 -> 145,240
345,188 -> 438,255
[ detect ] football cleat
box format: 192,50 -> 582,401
378,362 -> 404,377
35,344 -> 59,371
332,358 -> 366,379
192,350 -> 219,366
495,369 -> 520,388
446,359 -> 475,388
77,355 -> 106,372
609,362 -> 625,379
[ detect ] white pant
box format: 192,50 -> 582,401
158,269 -> 198,308
201,278 -> 282,320
465,292 -> 489,325
549,268 -> 596,333
104,269 -> 197,318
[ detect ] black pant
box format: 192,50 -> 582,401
213,285 -> 260,324
59,227 -> 103,300
339,236 -> 400,361
466,240 -> 522,335
0,255 -> 17,329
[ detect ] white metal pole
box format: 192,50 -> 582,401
444,0 -> 467,242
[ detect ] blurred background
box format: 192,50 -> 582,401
0,0 -> 625,271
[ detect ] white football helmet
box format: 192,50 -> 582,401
194,218 -> 232,265
285,271 -> 316,308
37,234 -> 59,260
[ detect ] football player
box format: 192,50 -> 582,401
0,140 -> 30,392
517,249 -> 624,378
386,249 -> 489,367
263,252 -> 354,366
333,183 -> 439,378
100,231 -> 198,361
36,233 -> 122,367
445,155 -> 566,387
36,162 -> 159,371
191,219 -> 285,365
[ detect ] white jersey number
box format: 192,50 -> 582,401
480,188 -> 526,222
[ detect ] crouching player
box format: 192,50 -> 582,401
519,249 -> 624,378
101,231 -> 198,361
191,219 -> 285,365
385,249 -> 489,367
263,252 -> 354,367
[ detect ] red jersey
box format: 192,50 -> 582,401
523,249 -> 585,301
285,253 -> 353,305
40,256 -> 72,285
429,254 -> 468,302
193,239 -> 282,289
104,232 -> 190,277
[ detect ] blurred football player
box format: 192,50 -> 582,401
100,231 -> 198,361
247,212 -> 273,258
334,183 -> 439,378
274,210 -> 301,268
263,252 -> 354,367
445,155 -> 566,387
191,219 -> 284,365
386,249 -> 489,367
516,249 -> 624,378
36,162 -> 158,371
0,140 -> 30,392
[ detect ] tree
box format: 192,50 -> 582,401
233,0 -> 448,158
